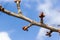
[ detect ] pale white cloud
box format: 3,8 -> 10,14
23,3 -> 31,9
0,0 -> 13,2
36,0 -> 60,40
0,32 -> 11,40
22,0 -> 40,9
36,28 -> 49,40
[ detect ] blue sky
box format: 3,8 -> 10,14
0,0 -> 60,40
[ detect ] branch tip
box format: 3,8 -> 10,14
14,0 -> 21,3
22,26 -> 28,31
46,30 -> 53,37
22,23 -> 33,31
39,12 -> 45,23
14,0 -> 22,14
39,12 -> 45,18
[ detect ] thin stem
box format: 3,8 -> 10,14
0,5 -> 60,34
27,23 -> 33,28
15,0 -> 22,14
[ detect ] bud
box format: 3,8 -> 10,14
39,12 -> 45,18
22,26 -> 28,31
46,30 -> 53,37
46,32 -> 51,37
14,0 -> 21,3
39,12 -> 45,23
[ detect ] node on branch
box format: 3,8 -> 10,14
39,12 -> 45,23
46,30 -> 53,37
0,0 -> 60,37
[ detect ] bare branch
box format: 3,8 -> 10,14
0,0 -> 60,37
0,6 -> 33,22
0,5 -> 60,32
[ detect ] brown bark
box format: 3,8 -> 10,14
0,0 -> 60,36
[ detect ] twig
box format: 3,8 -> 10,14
14,0 -> 22,14
0,0 -> 60,37
0,5 -> 59,32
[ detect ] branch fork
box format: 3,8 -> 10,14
0,0 -> 60,37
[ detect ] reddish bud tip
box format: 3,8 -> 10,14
39,12 -> 45,18
22,26 -> 28,31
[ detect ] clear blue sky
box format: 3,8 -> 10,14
0,0 -> 60,40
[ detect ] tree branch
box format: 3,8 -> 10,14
0,0 -> 60,37
0,5 -> 60,32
